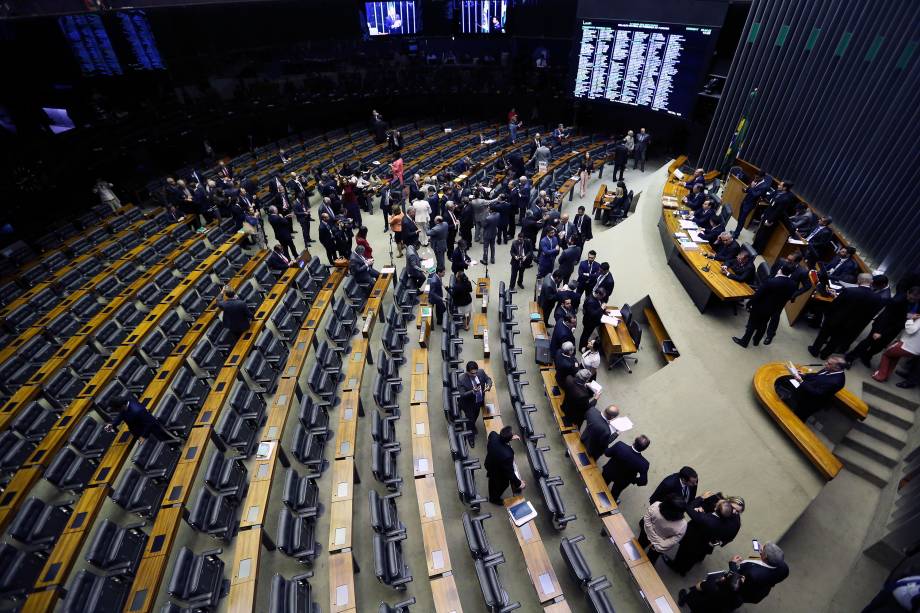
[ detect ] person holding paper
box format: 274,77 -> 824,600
601,435 -> 650,501
581,404 -> 621,460
485,425 -> 525,504
776,356 -> 847,421
561,369 -> 597,429
348,245 -> 379,287
458,361 -> 493,445
580,287 -> 606,351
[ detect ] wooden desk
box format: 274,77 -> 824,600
431,574 -> 464,613
476,277 -> 490,313
544,601 -> 573,613
582,467 -> 616,515
328,499 -> 353,553
264,378 -> 299,441
329,551 -> 357,613
472,312 -> 487,338
484,415 -> 505,438
631,561 -> 681,612
341,340 -> 368,391
600,314 -> 638,369
602,513 -> 649,569
541,370 -> 574,433
228,527 -> 262,613
562,432 -> 595,473
411,348 -> 429,374
330,458 -> 355,502
422,520 -> 453,576
413,436 -> 434,477
415,474 -> 443,524
752,362 -> 853,479
335,391 -> 360,459
409,373 -> 428,405
643,306 -> 676,364
503,496 -> 564,603
410,402 -> 431,439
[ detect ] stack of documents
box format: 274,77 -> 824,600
610,416 -> 634,432
678,219 -> 699,230
601,314 -> 620,326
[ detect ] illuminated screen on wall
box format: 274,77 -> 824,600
365,1 -> 420,36
116,10 -> 165,71
572,19 -> 718,118
460,1 -> 508,34
58,13 -> 123,76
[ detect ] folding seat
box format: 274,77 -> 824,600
525,434 -> 551,478
447,422 -> 472,460
93,320 -> 126,352
68,415 -> 115,458
373,373 -> 399,414
324,318 -> 353,349
369,490 -> 404,534
298,396 -> 329,433
254,328 -> 288,369
187,489 -> 239,541
189,338 -> 225,379
290,425 -> 327,471
139,328 -> 174,367
371,441 -> 402,491
315,340 -> 343,376
281,468 -> 320,516
224,245 -> 247,269
115,356 -> 154,394
307,363 -> 336,405
0,280 -> 24,305
92,274 -> 122,300
42,251 -> 69,272
186,241 -> 210,262
462,512 -> 493,559
442,388 -> 463,424
18,335 -> 56,367
342,277 -> 367,305
214,411 -> 261,457
0,355 -> 32,393
206,322 -> 236,354
11,401 -> 59,442
195,276 -> 219,302
42,368 -> 86,410
44,446 -> 95,492
85,227 -> 110,245
385,303 -> 411,330
204,453 -> 248,501
211,257 -> 233,283
204,226 -> 226,247
293,269 -> 317,303
227,382 -> 266,423
135,246 -> 158,268
61,570 -> 130,613
172,221 -> 194,241
170,366 -> 211,405
331,297 -> 357,327
110,468 -> 166,518
539,476 -> 576,529
132,438 -> 180,478
135,281 -> 163,308
372,412 -> 398,445
166,547 -> 227,610
559,535 -> 593,589
172,251 -> 195,274
0,431 -> 35,474
85,519 -> 147,576
236,282 -> 262,310
269,572 -> 320,613
276,509 -> 320,564
92,379 -> 130,421
99,242 -> 125,263
372,530 -> 412,591
239,350 -> 276,394
179,289 -> 206,319
584,576 -> 616,613
47,311 -> 82,342
251,262 -> 275,291
454,458 -> 486,510
150,235 -> 174,256
19,265 -> 48,288
2,303 -> 39,333
9,497 -> 72,551
306,256 -> 327,281
29,287 -> 57,315
107,216 -> 130,234
159,310 -> 190,343
71,293 -> 103,322
282,288 -> 307,321
152,392 -> 195,439
0,542 -> 44,600
474,553 -> 519,613
55,269 -> 84,293
153,270 -> 180,293
379,597 -> 417,613
271,305 -> 298,343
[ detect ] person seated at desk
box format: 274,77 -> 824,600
684,168 -> 705,190
822,246 -> 860,285
700,217 -> 726,247
692,198 -> 716,227
602,182 -> 628,226
800,216 -> 835,267
682,184 -> 706,211
553,297 -> 576,328
722,252 -> 754,284
706,233 -> 741,263
348,244 -> 379,287
789,202 -> 817,236
554,341 -> 579,382
776,356 -> 847,421
267,243 -> 300,271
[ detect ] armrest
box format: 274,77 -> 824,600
546,475 -> 564,486
391,575 -> 413,587
384,528 -> 407,541
587,575 -> 611,591
510,370 -> 526,378
201,547 -> 223,558
125,520 -> 147,531
528,433 -> 545,442
291,570 -> 314,582
567,534 -> 586,545
483,551 -> 506,567
557,513 -> 577,526
383,491 -> 402,501
499,603 -> 522,613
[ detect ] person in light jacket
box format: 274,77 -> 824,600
638,493 -> 688,565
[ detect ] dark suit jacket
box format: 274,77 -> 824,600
401,217 -> 420,246
725,259 -> 754,283
805,225 -> 833,249
482,212 -> 501,241
731,559 -> 790,604
576,260 -> 601,291
871,293 -> 914,337
457,369 -> 492,412
561,375 -> 594,426
701,222 -> 726,246
540,276 -> 558,310
557,246 -> 581,279
573,213 -> 593,242
797,369 -> 845,411
319,222 -> 335,250
692,207 -> 715,228
268,214 -> 293,242
550,323 -> 575,357
484,431 -> 521,488
427,222 -> 448,253
554,352 -> 578,382
594,272 -> 614,300
267,250 -> 293,271
581,407 -> 618,459
649,473 -> 697,505
713,240 -> 741,262
601,441 -> 649,491
428,274 -> 445,308
748,275 -> 797,316
770,261 -> 812,299
825,256 -> 860,284
348,252 -> 376,286
217,298 -> 252,333
582,296 -> 604,331
824,286 -> 885,330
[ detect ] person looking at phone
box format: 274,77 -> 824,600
457,360 -> 493,447
729,541 -> 789,604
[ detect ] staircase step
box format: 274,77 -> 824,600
839,430 -> 901,467
854,414 -> 909,449
865,395 -> 916,429
863,381 -> 920,411
835,446 -> 893,488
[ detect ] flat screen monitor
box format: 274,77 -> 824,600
365,1 -> 419,36
58,13 -> 123,76
43,108 -> 76,134
116,10 -> 165,71
572,19 -> 719,118
460,0 -> 507,34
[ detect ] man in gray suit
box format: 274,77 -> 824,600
405,244 -> 426,288
634,128 -> 651,171
481,206 -> 502,265
348,245 -> 379,287
427,216 -> 449,270
472,190 -> 501,243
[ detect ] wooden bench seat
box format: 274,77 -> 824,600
643,306 -> 676,363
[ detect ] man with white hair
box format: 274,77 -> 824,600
729,542 -> 789,604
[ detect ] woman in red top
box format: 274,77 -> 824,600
391,158 -> 404,186
355,226 -> 373,259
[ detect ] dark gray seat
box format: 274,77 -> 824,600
152,392 -> 195,438
291,426 -> 327,471
455,458 -> 486,511
214,411 -> 261,457
132,438 -> 180,478
61,570 -> 130,613
189,338 -> 226,379
240,350 -> 277,393
269,572 -> 319,613
86,519 -> 147,576
372,442 -> 402,492
45,446 -> 97,492
462,512 -> 493,559
43,368 -> 85,409
116,356 -> 155,394
9,497 -> 72,551
378,597 -> 417,613
170,366 -> 210,405
0,542 -> 44,599
369,490 -> 404,534
373,530 -> 412,591
10,401 -> 59,442
139,328 -> 174,367
204,453 -> 248,500
110,468 -> 166,518
474,553 -> 520,612
68,345 -> 106,381
0,430 -> 36,473
187,489 -> 239,541
281,468 -> 320,516
539,476 -> 576,529
166,546 -> 226,610
276,509 -> 320,564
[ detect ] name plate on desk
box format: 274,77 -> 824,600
337,482 -> 349,497
538,573 -> 556,596
621,539 -> 641,561
654,597 -> 675,613
335,585 -> 349,606
424,501 -> 436,517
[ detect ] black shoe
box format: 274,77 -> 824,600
678,589 -> 688,607
807,345 -> 820,357
480,260 -> 487,265
860,355 -> 873,368
732,337 -> 748,348
468,438 -> 476,449
518,283 -> 525,289
896,381 -> 917,389
491,259 -> 495,265
763,337 -> 773,345
896,369 -> 911,378
753,337 -> 761,346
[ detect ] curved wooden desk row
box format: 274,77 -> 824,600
360,272 -> 394,339
16,250 -> 274,613
753,362 -> 869,480
528,318 -> 679,612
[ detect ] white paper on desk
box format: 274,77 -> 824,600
417,458 -> 429,472
538,573 -> 556,596
679,239 -> 700,251
483,138 -> 495,144
372,160 -> 381,165
787,238 -> 806,245
690,232 -> 708,243
785,361 -> 798,377
789,379 -> 801,388
335,585 -> 349,606
673,169 -> 685,180
572,174 -> 582,181
678,219 -> 699,230
610,416 -> 634,432
381,266 -> 396,274
655,597 -> 675,613
587,380 -> 602,394
673,232 -> 688,240
606,309 -> 622,318
456,174 -> 468,181
601,315 -> 620,326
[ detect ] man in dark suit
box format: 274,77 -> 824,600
318,213 -> 338,265
764,253 -> 813,343
611,140 -> 628,181
401,208 -> 421,249
778,356 -> 847,421
404,244 -> 426,288
557,243 -> 582,286
216,286 -> 252,342
847,286 -> 920,367
722,252 -> 755,284
823,246 -> 860,285
729,542 -> 789,604
572,205 -> 593,247
682,184 -> 706,211
699,217 -> 726,247
752,180 -> 796,253
691,199 -> 716,228
428,267 -> 447,327
602,435 -> 651,500
267,205 -> 298,260
561,369 -> 596,429
539,272 -> 562,326
484,425 -> 525,504
581,404 -> 620,460
707,233 -> 741,263
267,244 -> 298,272
809,273 -> 886,358
444,203 -> 460,255
550,313 -> 577,358
348,245 -> 379,287
634,128 -> 651,171
509,233 -> 530,290
457,361 -> 493,445
683,168 -> 706,190
481,206 -> 501,264
581,287 -> 605,350
670,498 -> 740,576
801,216 -> 835,267
427,216 -> 449,271
575,251 -> 601,301
554,342 -> 579,382
733,171 -> 771,238
733,263 -> 798,347
649,466 -> 699,506
594,263 -> 614,301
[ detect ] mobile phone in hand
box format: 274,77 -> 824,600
752,539 -> 760,552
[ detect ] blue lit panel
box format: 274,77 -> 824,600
58,14 -> 123,76
117,10 -> 165,71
